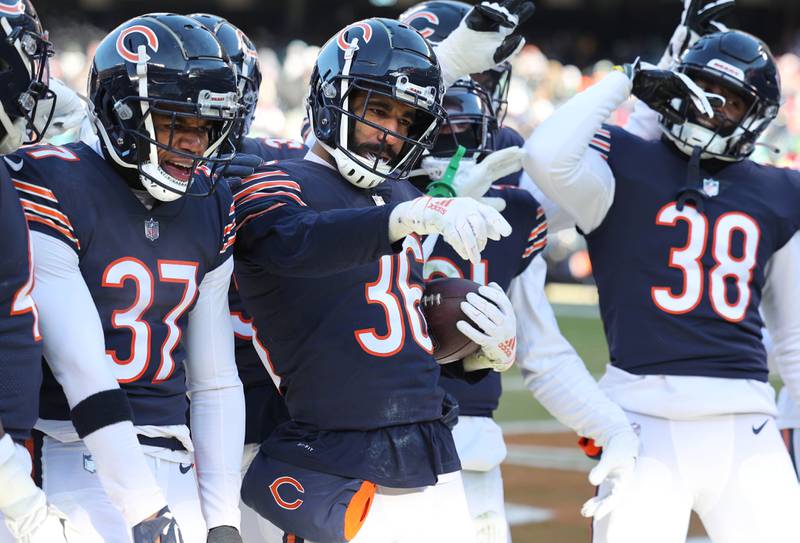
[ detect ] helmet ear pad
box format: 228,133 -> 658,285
314,105 -> 337,143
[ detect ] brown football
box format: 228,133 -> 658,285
421,277 -> 482,364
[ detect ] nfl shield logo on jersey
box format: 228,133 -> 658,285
144,218 -> 160,241
702,178 -> 720,197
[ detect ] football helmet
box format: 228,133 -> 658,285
308,18 -> 446,189
189,13 -> 261,148
88,13 -> 242,201
661,30 -> 780,161
0,0 -> 54,154
399,0 -> 512,122
413,77 -> 498,187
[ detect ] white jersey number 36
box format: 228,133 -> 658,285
651,202 -> 759,323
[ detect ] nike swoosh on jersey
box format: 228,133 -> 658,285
179,463 -> 193,474
4,156 -> 23,171
752,419 -> 769,435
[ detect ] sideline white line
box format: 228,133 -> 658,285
505,444 -> 594,472
505,502 -> 553,526
501,419 -> 569,435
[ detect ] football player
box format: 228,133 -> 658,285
233,16 -> 530,543
522,22 -> 800,543
400,0 -> 527,179
413,76 -> 639,543
0,1 -> 83,541
10,13 -> 246,543
187,13 -> 307,543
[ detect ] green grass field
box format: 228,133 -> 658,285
496,311 -> 610,423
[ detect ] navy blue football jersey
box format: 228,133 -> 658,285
11,143 -> 235,426
587,125 -> 800,381
0,162 -> 42,442
233,158 -> 459,486
231,135 -> 307,444
424,185 -> 546,417
492,125 -> 525,186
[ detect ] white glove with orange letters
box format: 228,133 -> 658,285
458,282 -> 517,372
389,196 -> 511,264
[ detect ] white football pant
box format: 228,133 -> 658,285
1,436 -> 208,543
452,415 -> 510,543
592,411 -> 800,543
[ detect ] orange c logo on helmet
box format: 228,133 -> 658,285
400,10 -> 440,39
115,25 -> 159,63
0,1 -> 25,15
236,28 -> 258,60
336,21 -> 373,51
269,476 -> 304,510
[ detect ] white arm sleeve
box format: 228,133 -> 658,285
185,256 -> 244,531
762,232 -> 800,411
521,71 -> 631,234
31,231 -> 166,526
517,170 -> 575,234
624,100 -> 663,141
509,256 -> 631,444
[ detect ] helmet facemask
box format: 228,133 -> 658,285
471,62 -> 511,125
312,68 -> 445,189
411,78 -> 497,187
0,11 -> 55,154
659,32 -> 781,162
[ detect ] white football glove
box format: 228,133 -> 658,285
6,504 -> 83,543
435,0 -> 535,87
458,282 -> 517,372
453,147 -> 526,199
34,77 -> 88,140
658,0 -> 734,69
389,196 -> 511,264
473,510 -> 508,543
580,428 -> 640,520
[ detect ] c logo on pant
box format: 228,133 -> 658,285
270,476 -> 305,510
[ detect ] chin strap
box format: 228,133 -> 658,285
675,145 -> 706,213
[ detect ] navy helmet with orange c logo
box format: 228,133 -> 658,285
88,13 -> 243,201
307,18 -> 446,189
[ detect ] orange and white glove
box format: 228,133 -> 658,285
579,427 -> 640,520
389,196 -> 511,264
458,282 -> 517,372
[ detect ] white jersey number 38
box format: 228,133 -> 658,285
651,202 -> 759,323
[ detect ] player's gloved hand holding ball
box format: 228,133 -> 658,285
458,282 -> 517,372
616,59 -> 715,125
435,0 -> 535,87
579,427 -> 640,520
132,506 -> 184,543
388,196 -> 512,264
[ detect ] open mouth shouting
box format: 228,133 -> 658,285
160,157 -> 194,182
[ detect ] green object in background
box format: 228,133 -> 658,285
426,145 -> 466,198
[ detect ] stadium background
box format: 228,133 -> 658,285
34,1 -> 791,540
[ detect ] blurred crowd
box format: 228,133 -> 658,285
46,26 -> 800,284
